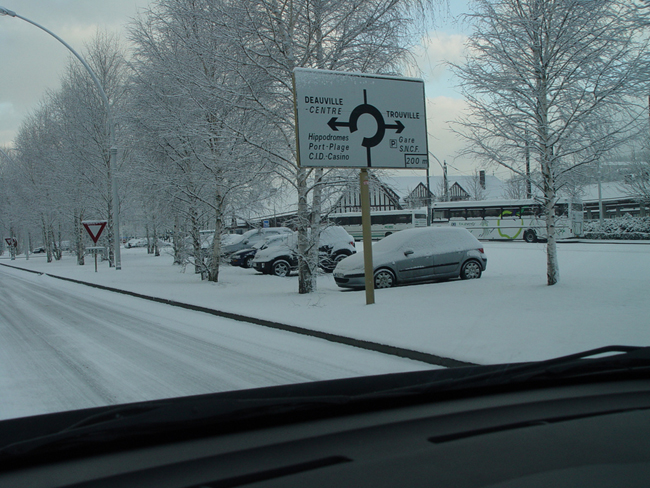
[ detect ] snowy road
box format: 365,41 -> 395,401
0,266 -> 429,420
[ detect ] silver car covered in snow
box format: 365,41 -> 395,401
333,226 -> 487,289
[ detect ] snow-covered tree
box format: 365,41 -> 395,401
453,0 -> 648,285
53,31 -> 130,267
11,103 -> 72,262
206,0 -> 440,293
621,157 -> 650,207
127,1 -> 276,281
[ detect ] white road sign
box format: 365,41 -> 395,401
293,68 -> 429,169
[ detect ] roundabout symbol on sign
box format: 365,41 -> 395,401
327,90 -> 405,166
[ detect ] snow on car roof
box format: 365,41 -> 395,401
374,226 -> 480,253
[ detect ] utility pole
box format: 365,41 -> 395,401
443,160 -> 449,202
597,159 -> 604,229
525,129 -> 532,198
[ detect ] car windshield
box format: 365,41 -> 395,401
0,0 -> 647,456
221,233 -> 244,246
256,235 -> 284,250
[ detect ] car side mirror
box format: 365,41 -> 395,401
404,249 -> 414,256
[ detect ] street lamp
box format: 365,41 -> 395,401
0,6 -> 121,270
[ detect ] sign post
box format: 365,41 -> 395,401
359,169 -> 375,304
293,68 -> 429,304
82,220 -> 108,272
86,247 -> 105,272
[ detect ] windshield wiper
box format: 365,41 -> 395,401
361,345 -> 650,401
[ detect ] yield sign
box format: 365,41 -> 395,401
82,220 -> 108,244
4,237 -> 16,247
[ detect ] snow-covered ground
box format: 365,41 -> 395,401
1,266 -> 431,420
3,240 -> 648,365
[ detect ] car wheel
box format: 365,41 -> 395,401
374,269 -> 395,288
244,256 -> 254,268
272,259 -> 291,277
460,260 -> 482,280
524,230 -> 537,243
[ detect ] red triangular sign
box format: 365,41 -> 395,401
83,221 -> 107,244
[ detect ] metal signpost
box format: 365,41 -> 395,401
82,221 -> 108,272
293,68 -> 429,304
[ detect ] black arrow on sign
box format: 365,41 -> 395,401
327,118 -> 351,131
385,120 -> 405,133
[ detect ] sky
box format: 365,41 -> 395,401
0,0 -> 495,178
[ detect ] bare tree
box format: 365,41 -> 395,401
208,0 -> 440,293
466,169 -> 487,201
453,0 -> 648,285
127,1 -> 277,282
621,157 -> 650,208
502,174 -> 528,200
54,31 -> 130,267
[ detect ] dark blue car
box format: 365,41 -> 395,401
229,247 -> 257,268
229,235 -> 288,269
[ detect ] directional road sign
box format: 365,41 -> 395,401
82,220 -> 107,244
293,68 -> 429,169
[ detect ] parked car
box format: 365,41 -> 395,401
251,226 -> 356,277
316,225 -> 357,272
126,237 -> 148,248
229,235 -> 287,269
221,227 -> 293,256
333,226 -> 487,289
251,233 -> 296,276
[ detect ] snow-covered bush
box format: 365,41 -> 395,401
583,214 -> 650,239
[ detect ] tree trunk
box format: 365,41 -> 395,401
55,223 -> 63,261
75,210 -> 85,265
207,190 -> 225,282
542,159 -> 559,285
297,166 -> 313,294
535,36 -> 559,286
190,206 -> 202,275
153,222 -> 160,257
145,224 -> 152,254
42,216 -> 52,263
107,193 -> 115,267
173,212 -> 183,265
309,168 -> 324,291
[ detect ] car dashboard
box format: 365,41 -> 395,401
1,372 -> 650,488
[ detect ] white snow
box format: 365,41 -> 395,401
4,240 -> 648,365
1,239 -> 649,420
0,265 -> 432,420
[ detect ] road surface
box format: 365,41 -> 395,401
0,266 -> 429,420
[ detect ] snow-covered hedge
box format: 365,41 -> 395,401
583,215 -> 650,240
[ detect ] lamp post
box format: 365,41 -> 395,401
0,6 -> 121,270
427,151 -> 448,224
